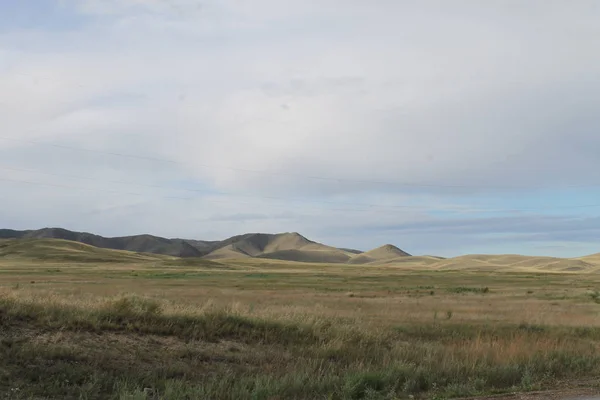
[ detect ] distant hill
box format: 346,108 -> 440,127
0,238 -> 229,268
3,228 -> 599,272
348,244 -> 411,264
204,232 -> 356,262
0,228 -> 402,263
577,253 -> 600,264
0,238 -> 171,263
339,248 -> 363,255
0,228 -> 205,258
371,255 -> 443,267
259,249 -> 353,263
427,254 -> 598,273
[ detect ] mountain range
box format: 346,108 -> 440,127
0,228 -> 411,264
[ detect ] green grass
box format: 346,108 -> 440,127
0,296 -> 324,346
161,258 -> 227,268
2,240 -> 600,399
2,294 -> 600,399
446,286 -> 490,294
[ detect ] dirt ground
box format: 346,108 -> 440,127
466,383 -> 600,400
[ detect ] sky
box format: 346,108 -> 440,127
1,0 -> 600,257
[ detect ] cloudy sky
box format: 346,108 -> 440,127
1,0 -> 600,257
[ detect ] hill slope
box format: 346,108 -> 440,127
428,254 -> 600,273
204,232 -> 355,262
0,228 -> 377,263
348,244 -> 411,264
258,249 -> 353,263
0,238 -> 171,263
577,253 -> 600,265
0,228 -> 206,258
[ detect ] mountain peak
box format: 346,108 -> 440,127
347,244 -> 411,264
378,244 -> 406,253
1,227 -> 412,264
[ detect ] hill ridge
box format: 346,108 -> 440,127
347,244 -> 412,265
203,232 -> 350,261
0,228 -> 396,263
0,227 -> 205,258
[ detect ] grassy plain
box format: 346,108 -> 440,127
1,239 -> 600,399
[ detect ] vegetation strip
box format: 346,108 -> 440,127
2,295 -> 600,399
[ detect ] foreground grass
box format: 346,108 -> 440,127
2,249 -> 600,399
2,293 -> 600,400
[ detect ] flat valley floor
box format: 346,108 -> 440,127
1,239 -> 600,399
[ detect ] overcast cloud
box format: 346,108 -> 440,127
1,0 -> 600,257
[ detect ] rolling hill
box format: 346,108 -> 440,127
0,228 -> 389,263
425,254 -> 600,273
259,249 -> 353,263
2,228 -> 600,272
0,238 -> 170,263
348,244 -> 411,264
0,228 -> 205,258
577,253 -> 600,264
203,232 -> 356,262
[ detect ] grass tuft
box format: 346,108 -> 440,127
446,287 -> 490,294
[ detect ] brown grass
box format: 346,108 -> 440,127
1,246 -> 600,399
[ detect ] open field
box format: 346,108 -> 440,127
1,239 -> 600,399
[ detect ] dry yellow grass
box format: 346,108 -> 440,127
373,253 -> 600,273
2,239 -> 600,399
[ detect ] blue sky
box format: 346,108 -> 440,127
0,1 -> 84,32
1,0 -> 600,257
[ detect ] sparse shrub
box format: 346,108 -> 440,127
401,369 -> 432,394
590,290 -> 600,304
447,287 -> 490,294
103,295 -> 162,319
520,368 -> 534,391
517,323 -> 546,333
344,372 -> 386,399
430,290 -> 435,296
446,311 -> 453,320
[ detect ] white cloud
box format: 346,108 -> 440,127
1,0 -> 600,254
